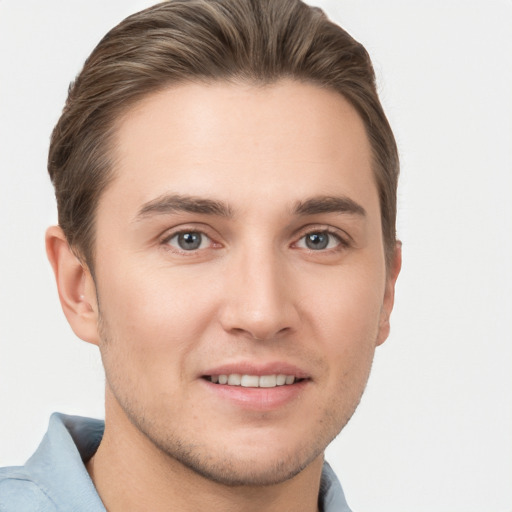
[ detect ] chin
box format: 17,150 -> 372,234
131,413 -> 340,487
158,441 -> 324,487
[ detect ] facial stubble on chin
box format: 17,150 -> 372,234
96,307 -> 374,488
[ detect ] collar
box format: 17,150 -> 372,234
25,413 -> 351,511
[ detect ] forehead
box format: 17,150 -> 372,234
102,80 -> 377,218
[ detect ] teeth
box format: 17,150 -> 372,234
210,374 -> 297,388
227,374 -> 241,385
259,375 -> 277,388
241,375 -> 259,387
276,374 -> 286,386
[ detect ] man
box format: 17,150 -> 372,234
0,0 -> 400,510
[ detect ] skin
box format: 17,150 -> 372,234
46,80 -> 401,512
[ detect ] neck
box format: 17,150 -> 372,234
86,397 -> 324,512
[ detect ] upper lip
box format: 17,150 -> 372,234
201,361 -> 310,379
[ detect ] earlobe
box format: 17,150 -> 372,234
376,241 -> 402,346
45,226 -> 100,345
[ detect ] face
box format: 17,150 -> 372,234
87,80 -> 398,485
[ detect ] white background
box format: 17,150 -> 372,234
0,1 -> 511,511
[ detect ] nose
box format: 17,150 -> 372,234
218,247 -> 300,342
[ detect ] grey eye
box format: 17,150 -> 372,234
168,232 -> 207,251
296,231 -> 341,251
305,232 -> 329,250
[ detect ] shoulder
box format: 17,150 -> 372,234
0,467 -> 57,512
0,413 -> 106,512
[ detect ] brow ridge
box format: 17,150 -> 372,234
135,194 -> 233,220
293,195 -> 366,217
135,193 -> 365,221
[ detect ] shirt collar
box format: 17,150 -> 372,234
26,413 -> 351,511
25,412 -> 106,510
319,461 -> 352,512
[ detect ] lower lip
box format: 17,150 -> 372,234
201,379 -> 309,411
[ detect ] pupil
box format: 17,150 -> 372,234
178,232 -> 201,250
306,232 -> 328,250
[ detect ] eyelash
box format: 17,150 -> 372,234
159,226 -> 350,255
160,228 -> 218,255
293,228 -> 349,253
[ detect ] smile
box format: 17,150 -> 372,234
205,374 -> 302,388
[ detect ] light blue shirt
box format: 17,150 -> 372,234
0,413 -> 352,511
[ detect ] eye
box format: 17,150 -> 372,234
296,231 -> 342,251
166,231 -> 210,251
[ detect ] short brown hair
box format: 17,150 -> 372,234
48,0 -> 399,268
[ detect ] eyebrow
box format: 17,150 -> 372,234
293,195 -> 366,217
135,194 -> 233,220
134,193 -> 366,222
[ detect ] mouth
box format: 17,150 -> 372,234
200,365 -> 310,410
203,374 -> 306,388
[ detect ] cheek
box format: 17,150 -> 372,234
302,263 -> 385,391
305,264 -> 385,343
95,261 -> 220,366
95,268 -> 213,413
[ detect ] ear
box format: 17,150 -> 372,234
376,241 -> 402,346
45,226 -> 100,345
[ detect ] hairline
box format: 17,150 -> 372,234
77,76 -> 393,275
